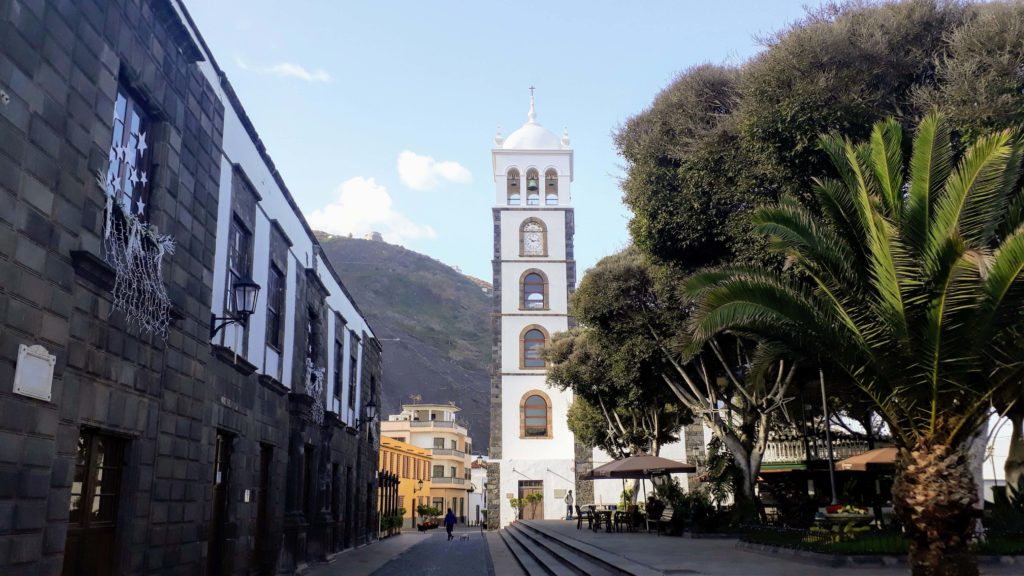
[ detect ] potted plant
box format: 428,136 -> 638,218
526,492 -> 543,519
508,497 -> 522,522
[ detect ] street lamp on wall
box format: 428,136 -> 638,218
356,399 -> 378,430
210,277 -> 261,339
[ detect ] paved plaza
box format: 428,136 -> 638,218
515,521 -> 1023,576
306,521 -> 1023,576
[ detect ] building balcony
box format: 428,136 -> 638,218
761,437 -> 886,470
431,477 -> 467,486
431,448 -> 466,459
410,420 -> 468,434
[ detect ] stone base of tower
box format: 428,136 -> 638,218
575,439 -> 594,507
485,461 -> 501,530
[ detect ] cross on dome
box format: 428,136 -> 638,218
500,87 -> 567,150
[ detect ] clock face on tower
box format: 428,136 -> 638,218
522,221 -> 545,256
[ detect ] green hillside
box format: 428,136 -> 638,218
316,233 -> 492,449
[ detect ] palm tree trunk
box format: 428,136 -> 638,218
892,441 -> 979,576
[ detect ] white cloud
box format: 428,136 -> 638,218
307,177 -> 436,245
235,57 -> 331,82
397,150 -> 472,191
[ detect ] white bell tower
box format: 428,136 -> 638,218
488,90 -> 577,527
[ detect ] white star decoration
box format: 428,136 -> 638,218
136,134 -> 147,157
129,168 -> 139,187
136,199 -> 146,215
140,171 -> 148,187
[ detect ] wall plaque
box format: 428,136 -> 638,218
13,344 -> 56,402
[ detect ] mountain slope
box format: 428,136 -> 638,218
316,233 -> 492,449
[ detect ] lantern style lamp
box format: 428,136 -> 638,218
210,276 -> 261,339
357,398 -> 378,429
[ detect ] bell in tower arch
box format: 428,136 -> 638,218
527,178 -> 539,191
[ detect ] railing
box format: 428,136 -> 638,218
410,421 -> 467,433
762,438 -> 883,464
431,448 -> 466,458
431,477 -> 466,485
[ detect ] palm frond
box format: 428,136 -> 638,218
905,112 -> 952,253
978,225 -> 1024,337
930,129 -> 1015,251
870,118 -> 905,219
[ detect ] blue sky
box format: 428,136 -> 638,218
184,0 -> 813,280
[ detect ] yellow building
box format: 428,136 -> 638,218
381,403 -> 474,523
378,436 -> 432,529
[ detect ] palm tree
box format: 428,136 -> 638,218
686,113 -> 1024,576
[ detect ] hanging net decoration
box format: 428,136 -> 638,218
305,358 -> 326,425
98,103 -> 175,338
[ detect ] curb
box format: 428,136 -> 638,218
737,541 -> 1024,568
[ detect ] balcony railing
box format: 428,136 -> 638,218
410,421 -> 467,433
431,477 -> 466,485
431,448 -> 466,458
762,437 -> 884,464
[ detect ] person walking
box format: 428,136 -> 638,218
564,490 -> 574,520
444,508 -> 457,541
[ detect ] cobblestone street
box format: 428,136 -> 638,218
307,527 -> 495,576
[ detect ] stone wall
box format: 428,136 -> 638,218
0,1 -> 382,574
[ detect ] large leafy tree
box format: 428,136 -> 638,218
546,327 -> 687,457
571,249 -> 798,521
619,0 -> 1024,500
687,114 -> 1024,576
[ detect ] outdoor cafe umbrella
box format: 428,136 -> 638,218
836,447 -> 897,472
583,454 -> 696,501
585,454 -> 697,479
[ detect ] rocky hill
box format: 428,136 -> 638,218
316,233 -> 492,449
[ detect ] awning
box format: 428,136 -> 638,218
836,447 -> 897,471
583,454 -> 696,480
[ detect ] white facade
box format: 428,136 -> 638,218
469,457 -> 489,526
492,96 -> 578,526
175,5 -> 376,424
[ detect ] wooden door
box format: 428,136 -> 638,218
208,433 -> 232,576
254,444 -> 272,574
518,480 -> 544,520
63,431 -> 125,576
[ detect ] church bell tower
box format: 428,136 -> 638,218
487,91 -> 578,527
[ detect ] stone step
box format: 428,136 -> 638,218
518,522 -> 665,576
501,527 -> 557,576
510,523 -> 618,576
502,524 -> 576,576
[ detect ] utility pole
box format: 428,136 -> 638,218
820,367 -> 838,505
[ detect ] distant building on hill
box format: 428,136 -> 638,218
364,231 -> 384,242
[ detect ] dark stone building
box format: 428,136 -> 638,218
0,1 -> 383,574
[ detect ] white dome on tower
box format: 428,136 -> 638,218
501,92 -> 566,150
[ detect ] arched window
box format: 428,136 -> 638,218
545,169 -> 558,205
522,271 -> 547,310
520,218 -> 547,257
521,327 -> 547,369
507,168 -> 521,205
525,168 -> 540,206
522,393 -> 550,438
